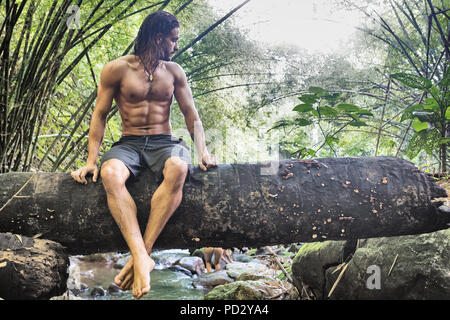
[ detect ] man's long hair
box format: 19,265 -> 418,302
133,11 -> 179,74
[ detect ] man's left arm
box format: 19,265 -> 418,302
173,63 -> 217,171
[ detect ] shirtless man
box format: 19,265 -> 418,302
71,11 -> 216,299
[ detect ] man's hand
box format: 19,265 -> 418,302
199,152 -> 217,171
71,163 -> 99,184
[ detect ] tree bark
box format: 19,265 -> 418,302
0,232 -> 69,300
0,157 -> 448,255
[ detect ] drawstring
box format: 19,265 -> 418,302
139,136 -> 150,161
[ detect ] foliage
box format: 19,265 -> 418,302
270,85 -> 374,158
269,0 -> 449,172
0,0 -> 175,172
392,70 -> 450,161
2,0 -> 448,174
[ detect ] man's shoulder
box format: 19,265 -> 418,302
164,61 -> 186,82
104,55 -> 134,72
164,61 -> 184,73
100,56 -> 134,85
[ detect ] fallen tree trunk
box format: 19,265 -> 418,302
0,232 -> 69,300
0,157 -> 448,254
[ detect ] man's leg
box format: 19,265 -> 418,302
101,159 -> 154,299
204,248 -> 214,273
115,156 -> 188,289
213,248 -> 224,271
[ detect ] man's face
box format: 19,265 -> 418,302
160,27 -> 179,61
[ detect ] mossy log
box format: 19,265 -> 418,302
0,232 -> 69,300
0,157 -> 448,255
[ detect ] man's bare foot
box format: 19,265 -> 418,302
132,254 -> 155,299
114,256 -> 134,290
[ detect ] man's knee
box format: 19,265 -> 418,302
100,159 -> 130,189
163,157 -> 188,185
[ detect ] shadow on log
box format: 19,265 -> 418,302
0,157 -> 449,255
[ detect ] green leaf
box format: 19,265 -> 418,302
401,104 -> 424,122
390,72 -> 432,90
446,107 -> 450,120
407,131 -> 427,159
440,67 -> 450,88
347,113 -> 361,122
440,138 -> 450,144
424,129 -> 441,155
293,104 -> 314,113
299,148 -> 316,158
322,93 -> 341,102
308,86 -> 325,95
298,94 -> 317,104
318,106 -> 338,117
269,120 -> 290,131
348,120 -> 367,127
424,97 -> 439,111
311,109 -> 319,118
325,136 -> 339,145
294,118 -> 313,126
412,111 -> 437,123
412,117 -> 428,132
356,110 -> 374,117
337,104 -> 360,112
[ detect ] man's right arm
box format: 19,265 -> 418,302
71,60 -> 125,184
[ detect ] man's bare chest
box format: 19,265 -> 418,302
120,68 -> 175,103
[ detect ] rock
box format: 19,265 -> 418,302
291,241 -> 349,299
288,243 -> 303,253
204,279 -> 298,300
225,261 -> 277,280
90,287 -> 106,297
194,270 -> 234,287
0,232 -> 69,300
168,265 -> 193,276
107,283 -> 122,295
78,253 -> 110,263
175,256 -> 205,275
292,229 -> 450,299
151,249 -> 190,269
231,253 -> 253,263
236,273 -> 272,281
113,253 -> 131,269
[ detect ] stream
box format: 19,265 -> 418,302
68,249 -> 206,300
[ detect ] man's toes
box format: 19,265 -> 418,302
132,286 -> 141,299
121,275 -> 133,290
114,274 -> 123,286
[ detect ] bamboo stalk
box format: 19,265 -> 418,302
375,78 -> 391,156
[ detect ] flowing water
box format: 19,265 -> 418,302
69,249 -> 206,300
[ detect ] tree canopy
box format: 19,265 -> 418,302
1,0 -> 448,174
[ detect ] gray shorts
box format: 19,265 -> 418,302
100,134 -> 192,182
